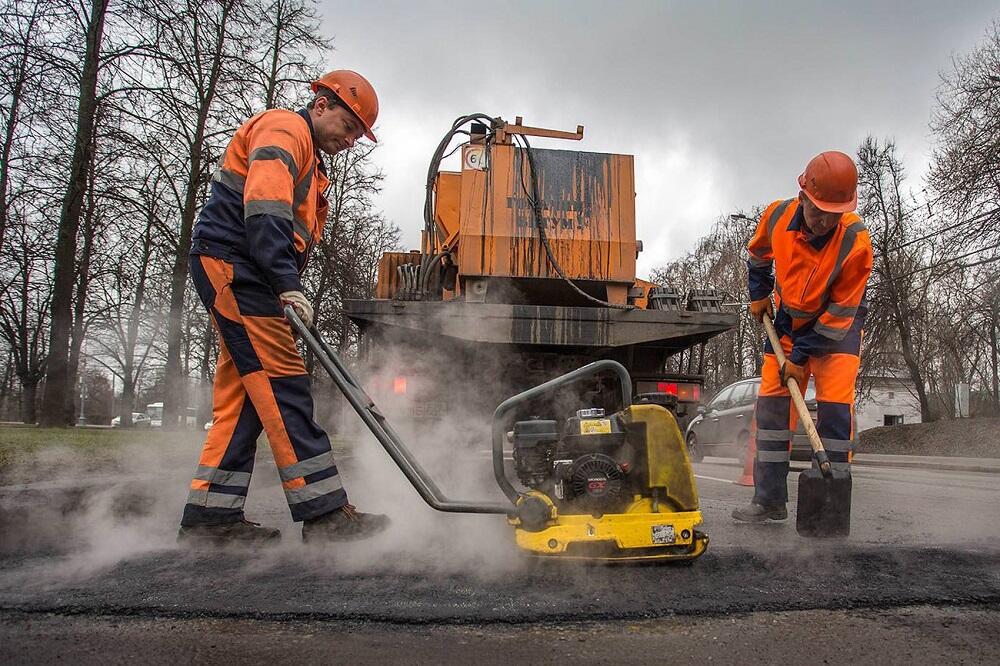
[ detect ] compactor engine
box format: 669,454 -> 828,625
514,409 -> 633,513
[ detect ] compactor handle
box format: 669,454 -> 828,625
761,314 -> 832,477
284,305 -> 511,515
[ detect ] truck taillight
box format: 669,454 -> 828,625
393,376 -> 407,394
656,382 -> 678,396
657,382 -> 700,401
636,380 -> 703,402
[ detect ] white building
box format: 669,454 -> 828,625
855,369 -> 923,432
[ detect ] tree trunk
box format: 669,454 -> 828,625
263,1 -> 283,109
0,353 -> 13,420
120,377 -> 135,427
38,0 -> 109,427
20,377 -> 38,425
884,275 -> 932,421
162,1 -> 233,430
991,308 -> 1000,414
119,210 -> 154,428
68,166 -> 100,422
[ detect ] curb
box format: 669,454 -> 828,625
700,455 -> 1000,475
851,457 -> 1000,475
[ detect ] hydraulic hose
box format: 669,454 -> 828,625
419,114 -> 498,292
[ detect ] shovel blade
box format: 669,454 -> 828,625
796,467 -> 852,538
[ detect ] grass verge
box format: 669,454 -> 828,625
0,425 -> 352,477
0,426 -> 203,475
856,417 -> 1000,458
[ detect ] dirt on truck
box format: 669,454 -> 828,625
343,115 -> 736,440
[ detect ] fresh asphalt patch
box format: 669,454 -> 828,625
1,453 -> 998,625
0,543 -> 997,625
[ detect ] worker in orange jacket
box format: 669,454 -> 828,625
178,70 -> 389,544
733,151 -> 873,523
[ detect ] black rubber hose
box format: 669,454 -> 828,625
420,251 -> 446,295
420,114 -> 497,291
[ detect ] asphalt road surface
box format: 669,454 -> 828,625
1,441 -> 998,664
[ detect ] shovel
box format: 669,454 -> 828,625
762,314 -> 852,538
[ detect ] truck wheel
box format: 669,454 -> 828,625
686,432 -> 704,463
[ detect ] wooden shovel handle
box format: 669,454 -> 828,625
761,314 -> 832,476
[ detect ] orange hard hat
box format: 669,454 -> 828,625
311,70 -> 379,142
798,151 -> 858,213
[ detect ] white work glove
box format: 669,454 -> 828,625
280,290 -> 313,329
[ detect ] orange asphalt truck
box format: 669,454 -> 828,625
343,116 -> 736,442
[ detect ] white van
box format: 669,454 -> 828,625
145,403 -> 199,428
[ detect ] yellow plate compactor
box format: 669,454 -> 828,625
288,307 -> 707,563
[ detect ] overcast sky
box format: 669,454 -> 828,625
319,1 -> 998,277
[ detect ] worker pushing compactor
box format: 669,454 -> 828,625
178,70 -> 389,544
733,151 -> 873,523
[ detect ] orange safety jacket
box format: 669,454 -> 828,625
747,198 -> 873,364
191,109 -> 330,295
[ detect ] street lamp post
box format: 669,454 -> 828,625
76,375 -> 87,426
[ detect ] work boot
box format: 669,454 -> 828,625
731,501 -> 787,523
177,519 -> 281,545
301,504 -> 390,543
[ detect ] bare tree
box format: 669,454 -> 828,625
38,0 -> 110,426
0,346 -> 16,419
0,209 -> 52,423
929,19 -> 1000,245
651,209 -> 760,392
152,0 -> 334,421
0,0 -> 383,428
132,0 -> 246,429
305,144 -> 400,365
0,0 -> 48,261
251,0 -> 328,111
86,158 -> 170,427
927,19 -> 1000,416
855,137 -> 936,421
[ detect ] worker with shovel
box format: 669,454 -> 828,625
178,71 -> 390,544
733,151 -> 873,524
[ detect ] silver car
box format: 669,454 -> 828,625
684,377 -> 817,463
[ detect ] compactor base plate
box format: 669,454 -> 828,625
512,509 -> 708,562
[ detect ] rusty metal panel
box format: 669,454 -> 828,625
456,144 -> 636,285
374,251 -> 421,300
433,172 -> 462,247
629,278 -> 659,309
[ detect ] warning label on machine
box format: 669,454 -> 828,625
580,419 -> 612,434
651,524 -> 676,544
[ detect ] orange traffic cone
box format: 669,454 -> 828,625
734,412 -> 756,486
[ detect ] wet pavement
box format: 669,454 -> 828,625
1,440 -> 998,661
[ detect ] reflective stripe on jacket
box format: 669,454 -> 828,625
747,197 -> 873,351
191,108 -> 330,294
